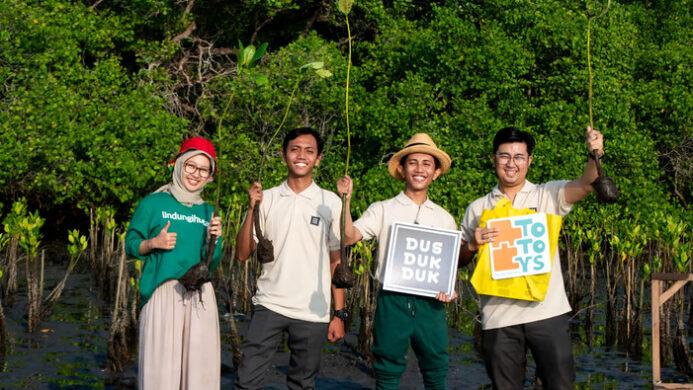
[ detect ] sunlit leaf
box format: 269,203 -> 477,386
300,61 -> 324,70
251,42 -> 269,65
337,0 -> 354,15
315,68 -> 332,78
254,74 -> 269,86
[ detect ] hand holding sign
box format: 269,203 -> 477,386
435,291 -> 458,303
471,226 -> 500,251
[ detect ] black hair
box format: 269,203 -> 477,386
399,153 -> 441,169
493,127 -> 536,155
282,127 -> 325,155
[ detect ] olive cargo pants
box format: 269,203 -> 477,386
372,290 -> 449,390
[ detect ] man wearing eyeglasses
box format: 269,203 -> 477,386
458,126 -> 605,389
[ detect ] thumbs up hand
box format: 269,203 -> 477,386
150,221 -> 177,251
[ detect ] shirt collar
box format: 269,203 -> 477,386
395,191 -> 435,209
491,180 -> 537,198
279,180 -> 320,199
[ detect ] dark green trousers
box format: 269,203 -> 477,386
372,290 -> 449,390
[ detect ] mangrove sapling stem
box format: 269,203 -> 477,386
40,252 -> 81,320
332,0 -> 357,289
39,250 -> 44,305
586,0 -> 611,130
4,238 -> 18,302
108,241 -> 130,372
25,252 -> 39,332
89,208 -> 98,272
113,245 -> 126,320
0,295 -> 5,360
343,13 -> 352,177
257,75 -> 301,181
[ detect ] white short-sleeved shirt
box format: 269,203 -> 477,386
354,192 -> 457,282
459,180 -> 573,330
252,181 -> 341,323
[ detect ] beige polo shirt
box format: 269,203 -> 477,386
354,192 -> 457,282
252,180 -> 341,323
459,180 -> 573,330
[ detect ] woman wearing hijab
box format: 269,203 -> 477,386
125,136 -> 223,389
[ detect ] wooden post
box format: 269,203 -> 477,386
651,278 -> 661,384
650,272 -> 693,390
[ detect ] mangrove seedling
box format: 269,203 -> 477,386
333,0 -> 357,289
584,0 -> 618,203
253,61 -> 333,264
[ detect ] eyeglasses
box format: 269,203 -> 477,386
183,162 -> 211,178
495,153 -> 528,165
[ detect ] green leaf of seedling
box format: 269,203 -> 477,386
300,61 -> 324,70
251,42 -> 268,66
253,74 -> 269,86
242,45 -> 256,67
315,68 -> 333,78
337,0 -> 354,15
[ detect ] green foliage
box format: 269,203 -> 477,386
0,0 -> 689,280
0,0 -> 186,215
67,229 -> 88,258
3,198 -> 28,238
16,211 -> 44,258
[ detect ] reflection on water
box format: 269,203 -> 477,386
0,267 -> 689,389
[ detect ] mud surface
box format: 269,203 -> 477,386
0,267 -> 689,389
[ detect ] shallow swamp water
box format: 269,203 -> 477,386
0,266 -> 689,389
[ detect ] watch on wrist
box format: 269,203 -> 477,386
333,308 -> 349,322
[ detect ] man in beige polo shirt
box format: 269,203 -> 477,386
234,127 -> 346,390
338,133 -> 458,390
458,126 -> 606,389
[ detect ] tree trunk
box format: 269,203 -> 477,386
672,296 -> 692,376
0,294 -> 7,364
3,238 -> 19,303
25,253 -> 40,333
108,244 -> 131,372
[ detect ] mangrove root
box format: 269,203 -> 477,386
253,205 -> 274,264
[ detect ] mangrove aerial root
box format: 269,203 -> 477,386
253,204 -> 275,264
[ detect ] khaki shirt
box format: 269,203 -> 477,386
459,180 -> 573,330
354,192 -> 457,282
252,181 -> 341,323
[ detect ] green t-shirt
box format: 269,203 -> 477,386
125,192 -> 222,304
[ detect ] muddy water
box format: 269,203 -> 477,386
0,267 -> 689,389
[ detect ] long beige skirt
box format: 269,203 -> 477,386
138,280 -> 220,390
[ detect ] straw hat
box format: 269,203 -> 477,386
387,133 -> 452,180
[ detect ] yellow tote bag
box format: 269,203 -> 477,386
470,198 -> 562,301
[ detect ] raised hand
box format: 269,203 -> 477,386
151,221 -> 177,251
336,175 -> 353,199
585,126 -> 604,157
248,182 -> 263,209
208,215 -> 222,238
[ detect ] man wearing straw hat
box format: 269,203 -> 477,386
458,126 -> 605,389
338,133 -> 457,390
